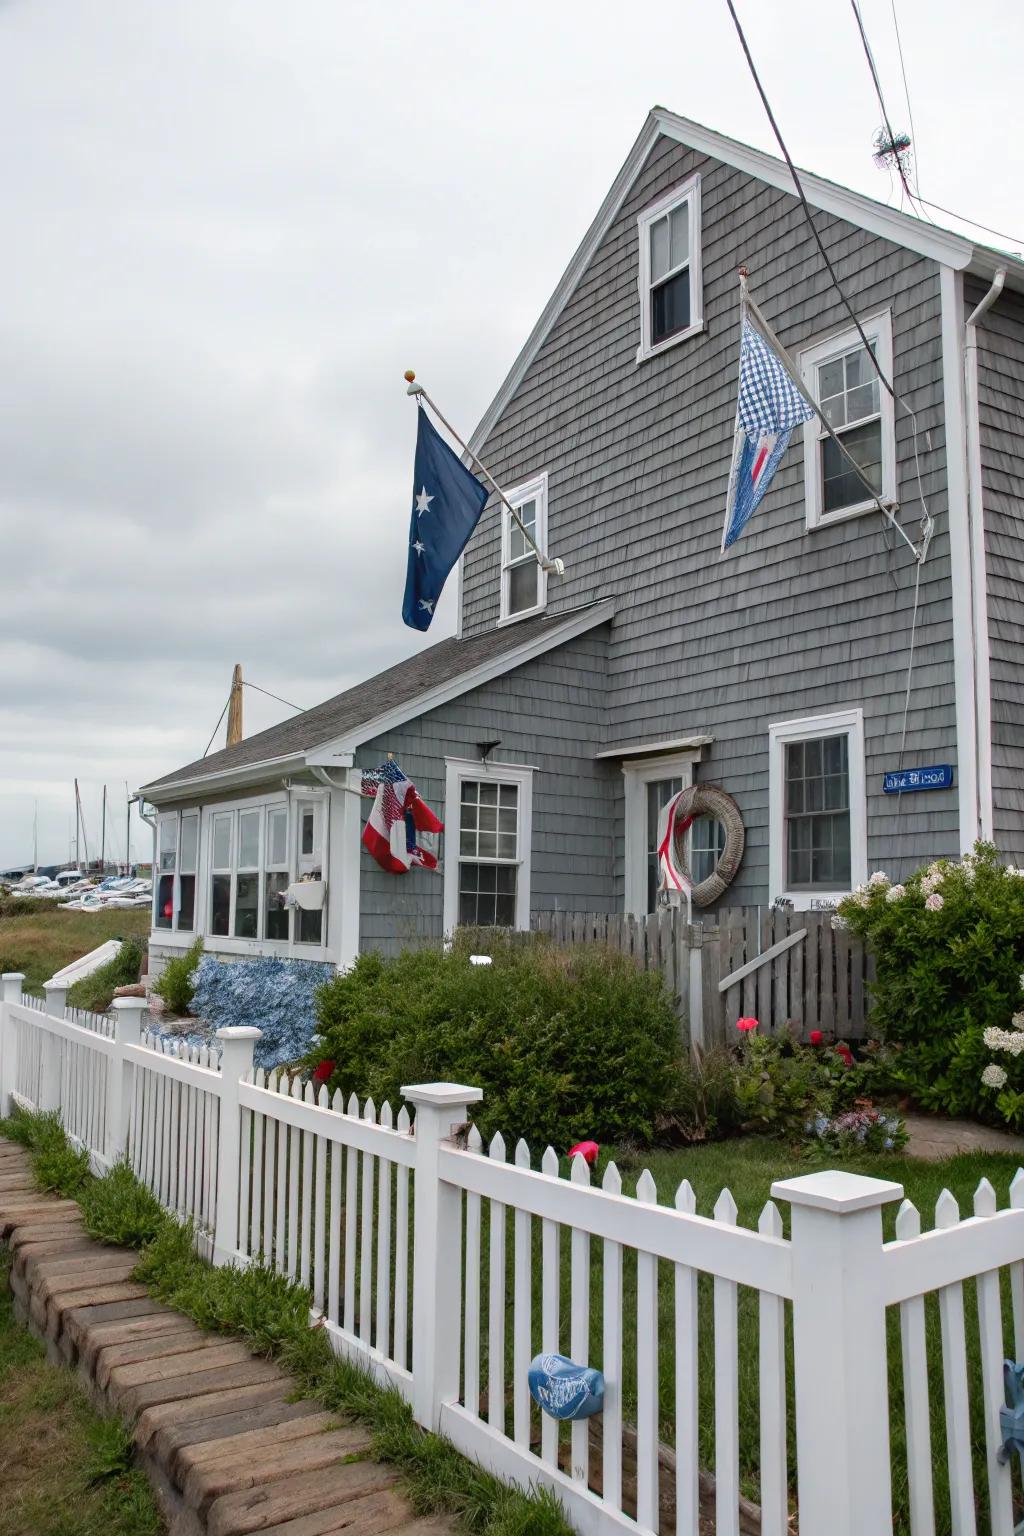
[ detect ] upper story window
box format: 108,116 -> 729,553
768,709 -> 867,910
636,174 -> 703,362
500,473 -> 548,624
799,312 -> 895,528
154,810 -> 199,933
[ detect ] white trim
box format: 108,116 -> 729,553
141,751 -> 305,805
768,709 -> 867,911
963,280 -> 998,843
636,173 -> 704,363
499,472 -> 548,625
442,758 -> 534,933
799,310 -> 895,529
315,599 -> 614,758
939,265 -> 980,852
466,107 -> 1017,461
595,733 -> 713,761
622,750 -> 703,917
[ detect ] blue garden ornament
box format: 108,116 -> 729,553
528,1353 -> 605,1422
998,1360 -> 1024,1476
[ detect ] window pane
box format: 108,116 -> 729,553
460,830 -> 476,856
509,557 -> 538,614
498,807 -> 517,833
158,820 -> 177,873
238,811 -> 259,870
510,500 -> 537,562
498,833 -> 516,859
265,871 -> 289,940
179,815 -> 198,875
499,785 -> 517,808
479,804 -> 498,832
297,908 -> 323,945
212,814 -> 231,871
690,815 -> 725,884
822,419 -> 883,512
268,808 -> 288,867
461,782 -> 478,805
459,861 -> 517,927
301,808 -> 315,857
176,875 -> 196,932
650,215 -> 670,282
478,831 -> 498,858
645,777 -> 683,912
234,874 -> 258,938
210,873 -> 231,936
784,732 -> 852,889
651,268 -> 690,346
846,382 -> 876,423
669,203 -> 690,270
479,783 -> 498,807
155,873 -> 173,929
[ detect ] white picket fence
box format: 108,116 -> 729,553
2,969 -> 1024,1536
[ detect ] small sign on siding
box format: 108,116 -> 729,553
882,764 -> 954,794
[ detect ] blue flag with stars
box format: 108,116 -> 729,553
402,408 -> 489,630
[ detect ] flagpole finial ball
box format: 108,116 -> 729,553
404,370 -> 416,382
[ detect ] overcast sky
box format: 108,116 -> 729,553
1,0 -> 1020,865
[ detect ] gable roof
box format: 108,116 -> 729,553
141,599 -> 614,801
468,106 -> 1024,458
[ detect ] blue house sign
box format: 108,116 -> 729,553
882,765 -> 954,794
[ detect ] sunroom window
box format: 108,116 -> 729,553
205,797 -> 326,946
154,811 -> 199,932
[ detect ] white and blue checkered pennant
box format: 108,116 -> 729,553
737,319 -> 814,439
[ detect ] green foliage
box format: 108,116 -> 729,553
0,1106 -> 89,1196
78,1161 -> 167,1247
730,1031 -> 835,1135
838,843 -> 1024,1126
152,936 -> 203,1015
0,903 -> 150,998
311,936 -> 685,1148
66,938 -> 144,1014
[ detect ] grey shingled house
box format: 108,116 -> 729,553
140,108 -> 1024,976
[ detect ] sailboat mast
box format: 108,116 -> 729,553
100,785 -> 106,871
74,779 -> 80,868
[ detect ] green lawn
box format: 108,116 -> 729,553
0,902 -> 150,996
0,1253 -> 163,1536
479,1137 -> 1024,1536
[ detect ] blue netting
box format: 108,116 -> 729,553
187,954 -> 335,1070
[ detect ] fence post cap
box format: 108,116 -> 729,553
401,1081 -> 484,1107
42,979 -> 67,993
1,972 -> 26,982
772,1169 -> 904,1214
214,1026 -> 263,1041
111,995 -> 148,1010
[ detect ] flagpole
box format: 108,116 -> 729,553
737,271 -> 924,561
404,372 -> 565,577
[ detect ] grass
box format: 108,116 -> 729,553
0,1250 -> 163,1536
0,1106 -> 575,1536
0,902 -> 149,997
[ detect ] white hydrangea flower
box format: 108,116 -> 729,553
920,876 -> 936,896
1019,971 -> 1024,992
982,1064 -> 1008,1090
885,884 -> 906,903
925,892 -> 944,911
984,1026 -> 1024,1056
1008,866 -> 1024,878
831,914 -> 848,930
868,871 -> 890,888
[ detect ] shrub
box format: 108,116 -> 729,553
79,1160 -> 167,1247
805,1106 -> 907,1156
152,937 -> 204,1015
189,954 -> 334,1070
310,937 -> 685,1149
837,843 -> 1024,1127
66,937 -> 144,1013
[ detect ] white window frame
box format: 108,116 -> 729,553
622,750 -> 703,916
768,708 -> 867,911
153,810 -> 200,935
799,310 -> 895,529
636,173 -> 704,364
443,757 -> 534,932
499,473 -> 548,625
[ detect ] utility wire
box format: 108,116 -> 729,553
889,0 -> 922,193
202,695 -> 232,758
242,680 -> 307,713
850,0 -> 916,207
912,196 -> 1024,252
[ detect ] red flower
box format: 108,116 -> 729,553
809,1030 -> 824,1046
312,1059 -> 336,1085
568,1140 -> 600,1166
736,1017 -> 759,1033
835,1042 -> 854,1068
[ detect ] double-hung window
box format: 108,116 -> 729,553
768,710 -> 867,908
205,794 -> 327,947
443,760 -> 533,931
500,474 -> 547,623
800,312 -> 895,527
637,174 -> 703,361
154,810 -> 199,932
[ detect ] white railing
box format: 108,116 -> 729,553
2,969 -> 1024,1536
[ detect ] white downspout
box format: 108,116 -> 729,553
964,267 -> 1006,845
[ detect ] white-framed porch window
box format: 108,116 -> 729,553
293,793 -> 326,945
201,789 -> 329,950
623,749 -> 708,916
443,758 -> 533,931
768,708 -> 867,909
799,311 -> 895,528
153,810 -> 199,934
636,174 -> 704,363
499,473 -> 548,624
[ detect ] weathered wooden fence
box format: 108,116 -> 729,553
531,906 -> 874,1044
4,971 -> 1024,1536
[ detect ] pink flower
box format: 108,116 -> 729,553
568,1140 -> 600,1166
809,1030 -> 824,1046
736,1017 -> 759,1033
835,1042 -> 854,1068
925,892 -> 944,911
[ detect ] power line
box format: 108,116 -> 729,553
850,0 -> 916,207
202,695 -> 232,758
889,0 -> 922,191
242,680 -> 307,713
912,195 -> 1024,252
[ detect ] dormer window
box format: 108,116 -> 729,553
499,473 -> 548,624
637,175 -> 703,361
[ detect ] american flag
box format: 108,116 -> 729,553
361,759 -> 443,874
722,317 -> 814,550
